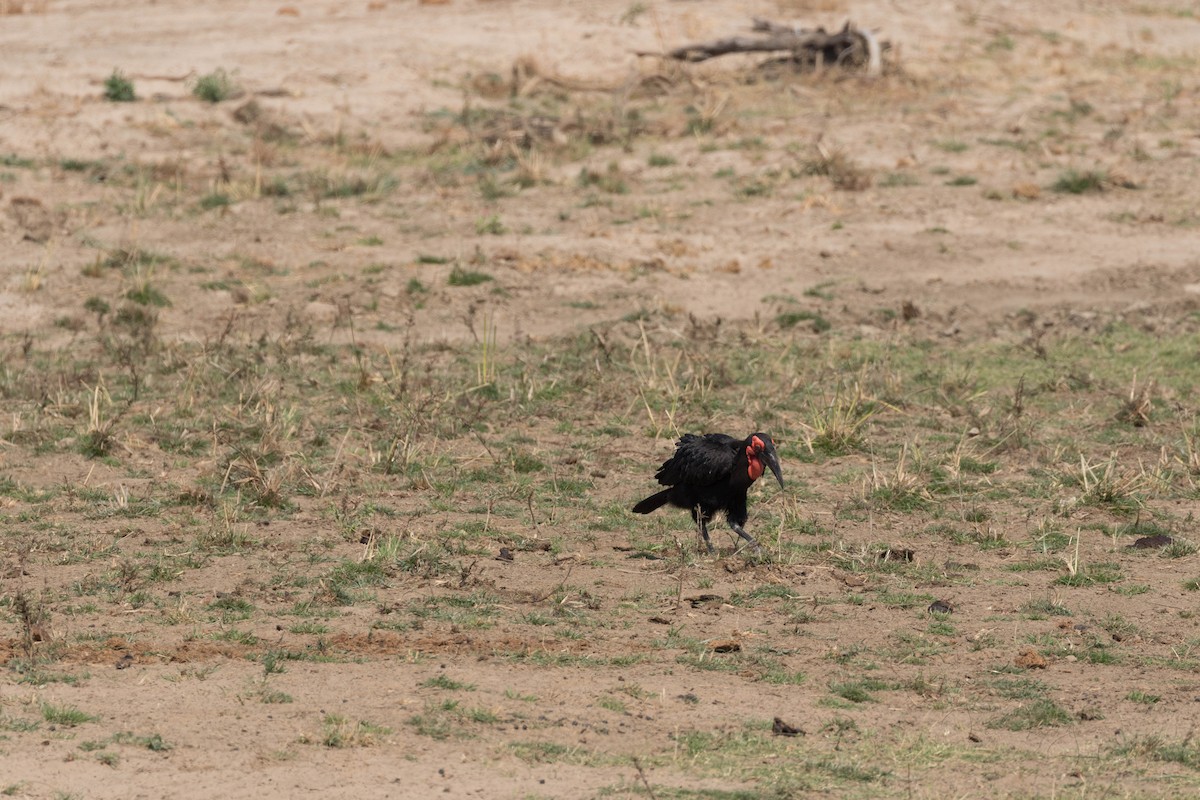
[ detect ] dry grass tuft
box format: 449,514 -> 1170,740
799,142 -> 871,190
1116,375 -> 1154,427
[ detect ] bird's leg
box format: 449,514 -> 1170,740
699,518 -> 715,554
694,507 -> 715,553
729,521 -> 762,551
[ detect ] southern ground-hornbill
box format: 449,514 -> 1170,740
632,432 -> 784,552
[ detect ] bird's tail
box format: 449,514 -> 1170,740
632,489 -> 671,515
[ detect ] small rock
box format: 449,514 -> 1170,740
772,717 -> 804,737
928,600 -> 954,615
1129,534 -> 1173,549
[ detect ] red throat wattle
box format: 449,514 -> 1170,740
746,444 -> 765,481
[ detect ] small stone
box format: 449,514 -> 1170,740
772,717 -> 804,737
1129,534 -> 1173,549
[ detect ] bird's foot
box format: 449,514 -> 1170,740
729,523 -> 762,553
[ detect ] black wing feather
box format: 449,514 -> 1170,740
655,433 -> 740,487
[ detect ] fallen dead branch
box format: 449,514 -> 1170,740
644,19 -> 885,75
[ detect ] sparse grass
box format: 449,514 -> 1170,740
799,147 -> 871,191
0,714 -> 40,733
865,445 -> 931,511
3,47 -> 1200,797
1052,169 -> 1108,194
578,163 -> 629,194
1055,566 -> 1123,586
777,310 -> 830,332
319,714 -> 390,747
990,677 -> 1049,700
0,154 -> 34,168
879,172 -> 919,187
1066,454 -> 1143,514
126,282 -> 171,307
421,674 -> 475,691
830,679 -> 886,704
802,382 -> 877,456
199,192 -> 232,210
103,70 -> 135,102
1112,735 -> 1200,769
475,215 -> 506,235
192,68 -> 238,103
1022,598 -> 1072,618
1127,690 -> 1160,705
986,699 -> 1072,730
84,732 -> 172,753
40,702 -> 97,727
672,725 -> 886,786
448,266 -> 493,287
1164,539 -> 1198,559
408,700 -> 467,740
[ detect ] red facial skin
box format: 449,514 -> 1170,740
746,435 -> 766,480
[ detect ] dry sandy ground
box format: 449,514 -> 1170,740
1,0 -> 1197,345
1,1 -> 1200,798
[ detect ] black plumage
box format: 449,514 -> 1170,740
632,432 -> 784,552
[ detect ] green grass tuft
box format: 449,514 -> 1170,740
1052,169 -> 1107,194
192,69 -> 238,103
103,70 -> 136,102
986,699 -> 1072,730
448,266 -> 493,287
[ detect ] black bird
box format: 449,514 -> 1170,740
632,432 -> 784,552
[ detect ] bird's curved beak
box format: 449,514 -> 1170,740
764,447 -> 784,490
